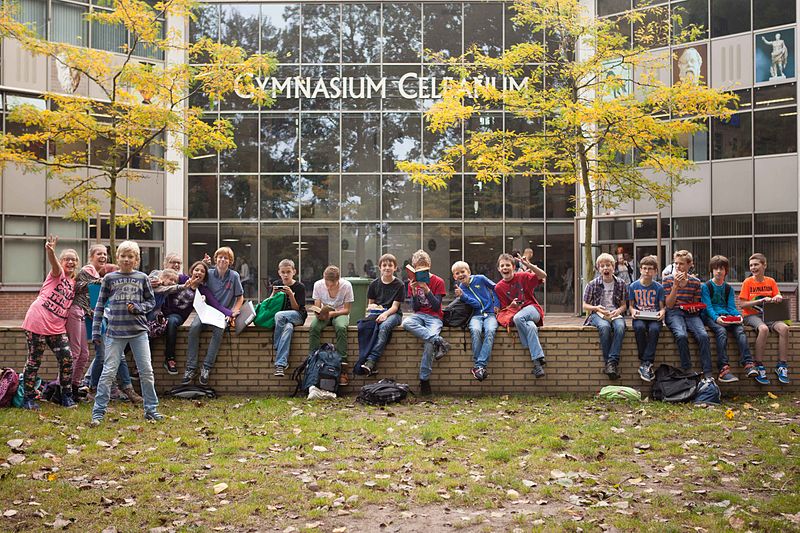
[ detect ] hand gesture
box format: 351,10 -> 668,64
127,303 -> 136,313
632,309 -> 640,319
454,286 -> 463,297
203,253 -> 212,265
150,277 -> 162,287
376,311 -> 390,323
656,309 -> 665,321
675,270 -> 688,287
45,234 -> 58,252
773,294 -> 783,303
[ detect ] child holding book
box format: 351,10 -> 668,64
582,253 -> 628,380
628,255 -> 665,382
272,259 -> 307,377
309,265 -> 353,385
359,254 -> 405,375
452,260 -> 499,381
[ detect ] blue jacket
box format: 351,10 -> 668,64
458,274 -> 499,315
701,280 -> 739,321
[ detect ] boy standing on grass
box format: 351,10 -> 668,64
628,255 -> 665,382
739,253 -> 791,384
663,250 -> 714,381
582,253 -> 628,380
402,250 -> 449,397
91,241 -> 163,426
701,255 -> 755,383
452,261 -> 499,381
272,259 -> 307,377
360,254 -> 405,375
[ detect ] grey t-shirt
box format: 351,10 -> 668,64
600,281 -> 615,309
206,268 -> 243,309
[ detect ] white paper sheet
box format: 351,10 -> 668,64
193,290 -> 227,329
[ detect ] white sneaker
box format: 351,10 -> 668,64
307,386 -> 337,400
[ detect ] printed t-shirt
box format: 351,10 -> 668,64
407,274 -> 446,319
739,276 -> 780,316
628,280 -> 665,312
22,271 -> 75,335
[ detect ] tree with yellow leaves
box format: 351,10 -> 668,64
398,0 -> 736,288
0,0 -> 275,251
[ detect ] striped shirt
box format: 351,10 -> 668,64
91,270 -> 155,339
662,274 -> 702,307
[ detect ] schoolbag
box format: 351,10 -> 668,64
442,298 -> 473,329
42,380 -> 63,404
705,281 -> 731,308
598,385 -> 641,401
651,364 -> 701,402
11,373 -> 41,408
0,368 -> 20,408
253,292 -> 286,329
292,343 -> 341,397
694,378 -> 721,405
165,384 -> 217,399
147,311 -> 168,338
357,379 -> 413,405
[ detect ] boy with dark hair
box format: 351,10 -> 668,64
583,253 -> 628,379
740,253 -> 791,384
663,250 -> 714,381
360,254 -> 404,375
628,255 -> 665,382
701,255 -> 755,383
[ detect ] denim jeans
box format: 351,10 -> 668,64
403,313 -> 444,380
665,309 -> 712,375
164,313 -> 186,362
92,332 -> 158,419
273,310 -> 304,368
702,315 -> 753,370
89,338 -> 132,389
186,316 -> 225,372
512,305 -> 545,361
587,313 -> 626,363
309,314 -> 350,362
368,313 -> 402,362
632,319 -> 661,364
469,314 -> 498,369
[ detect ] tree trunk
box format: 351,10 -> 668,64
109,174 -> 117,254
577,142 -> 594,295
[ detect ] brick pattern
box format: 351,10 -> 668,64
0,292 -> 39,321
1,324 -> 797,397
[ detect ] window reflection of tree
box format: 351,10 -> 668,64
300,175 -> 339,219
220,176 -> 257,219
382,113 -> 421,171
383,3 -> 422,63
219,114 -> 258,173
342,113 -> 380,172
220,4 -> 260,54
383,175 -> 421,220
260,175 -> 297,219
301,115 -> 340,172
342,4 -> 380,63
261,114 -> 298,173
261,4 -> 300,62
301,3 -> 341,63
423,3 -> 462,59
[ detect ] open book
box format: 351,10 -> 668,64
405,264 -> 431,283
307,304 -> 335,314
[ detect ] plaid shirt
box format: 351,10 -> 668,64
583,275 -> 628,325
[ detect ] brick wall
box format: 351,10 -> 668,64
0,292 -> 38,320
1,324 -> 797,397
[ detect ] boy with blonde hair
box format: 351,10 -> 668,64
452,260 -> 499,381
583,253 -> 628,379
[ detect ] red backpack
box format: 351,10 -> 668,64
0,368 -> 20,407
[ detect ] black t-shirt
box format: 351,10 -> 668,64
367,277 -> 405,313
281,281 -> 308,320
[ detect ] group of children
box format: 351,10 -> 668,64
585,250 -> 791,386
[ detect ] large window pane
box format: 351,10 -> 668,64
91,15 -> 125,52
598,220 -> 632,241
220,223 -> 258,298
342,223 -> 380,281
4,240 -> 44,283
300,65 -> 341,110
546,183 -> 575,219
220,175 -> 258,220
301,223 -> 340,283
597,0 -> 630,17
14,0 -> 46,38
711,112 -> 752,159
672,0 -> 708,43
187,223 -> 218,265
219,114 -> 259,173
712,214 -> 752,236
633,7 -> 668,49
188,175 -> 218,219
711,238 -> 750,281
382,175 -> 421,220
383,3 -> 422,62
52,2 -> 88,46
753,0 -> 795,30
302,3 -> 340,63
464,223 -> 503,281
506,222 -> 544,267
754,212 -> 797,234
220,4 -> 260,55
301,114 -> 340,172
672,216 -> 709,237
423,223 -> 463,295
261,4 -> 300,62
545,223 -> 575,313
381,223 -> 421,279
383,113 -> 421,171
5,215 -> 45,236
260,175 -> 298,219
711,0 -> 750,37
342,4 -> 380,63
342,65 -> 381,110
674,239 -> 710,277
342,175 -> 380,220
754,108 -> 797,156
299,174 -> 339,219
261,114 -> 298,172
506,176 -> 544,219
423,175 -> 463,219
342,113 -> 380,172
465,2 -> 502,56
423,3 -> 462,59
754,237 -> 798,282
259,224 -> 299,290
465,176 -> 502,219
189,3 -> 218,43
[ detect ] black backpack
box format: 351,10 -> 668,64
442,298 -> 474,328
357,379 -> 413,405
651,364 -> 701,402
165,384 -> 217,399
292,343 -> 341,397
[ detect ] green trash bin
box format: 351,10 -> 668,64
344,277 -> 371,321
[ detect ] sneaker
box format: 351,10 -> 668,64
531,360 -> 545,378
604,360 -> 620,380
109,383 -> 123,401
754,364 -> 770,385
419,379 -> 432,397
199,367 -> 210,386
471,367 -> 488,381
361,359 -> 376,376
181,369 -> 195,385
163,359 -> 178,375
121,385 -> 143,405
307,386 -> 337,400
775,363 -> 790,384
90,418 -> 103,427
540,357 -> 547,366
274,365 -> 286,377
61,391 -> 77,409
718,365 -> 739,383
433,338 -> 450,361
744,362 -> 758,378
339,372 -> 349,387
144,411 -> 165,422
638,363 -> 654,382
22,397 -> 40,410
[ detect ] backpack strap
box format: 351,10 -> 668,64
290,355 -> 310,398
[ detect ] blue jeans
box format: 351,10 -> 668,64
702,315 -> 753,370
92,333 -> 158,419
469,314 -> 498,368
186,316 -> 225,372
512,305 -> 545,361
402,313 -> 444,381
587,313 -> 626,363
273,310 -> 304,368
368,313 -> 402,362
89,338 -> 132,388
665,309 -> 712,375
632,319 -> 661,364
164,313 -> 186,362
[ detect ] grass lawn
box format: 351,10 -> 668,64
1,393 -> 798,532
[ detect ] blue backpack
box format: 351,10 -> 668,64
292,343 -> 341,397
694,378 -> 721,405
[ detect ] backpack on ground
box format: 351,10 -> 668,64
41,380 -> 63,404
694,378 -> 721,405
147,311 -> 168,338
165,384 -> 217,399
11,373 -> 41,408
291,343 -> 341,397
253,292 -> 286,329
357,379 -> 413,405
598,385 -> 641,401
651,364 -> 701,402
0,368 -> 20,407
442,298 -> 473,329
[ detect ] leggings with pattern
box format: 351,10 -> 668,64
23,331 -> 73,397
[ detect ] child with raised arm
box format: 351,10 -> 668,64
628,255 -> 665,382
272,259 -> 307,377
402,250 -> 449,396
740,253 -> 790,384
583,253 -> 628,380
360,254 -> 404,376
495,252 -> 547,378
21,236 -> 78,410
91,241 -> 163,425
701,255 -> 755,383
452,261 -> 499,381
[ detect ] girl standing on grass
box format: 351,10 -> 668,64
21,236 -> 78,410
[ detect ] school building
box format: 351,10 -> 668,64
0,0 -> 797,319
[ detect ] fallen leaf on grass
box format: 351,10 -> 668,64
728,516 -> 745,529
213,483 -> 228,494
312,446 -> 328,452
768,392 -> 778,400
48,517 -> 72,529
6,454 -> 25,465
725,409 -> 735,420
3,510 -> 18,517
6,439 -> 24,449
770,403 -> 780,409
